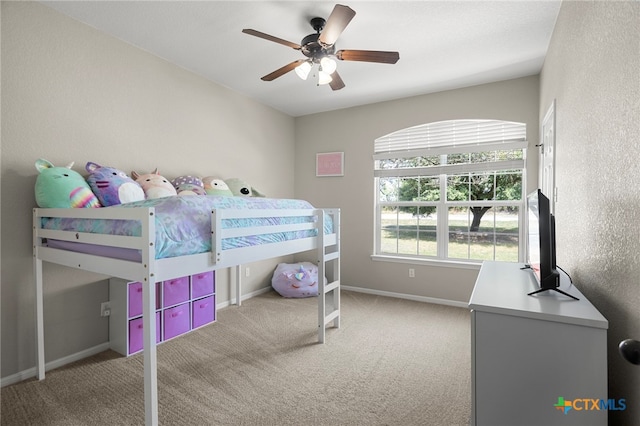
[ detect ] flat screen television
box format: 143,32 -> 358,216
526,189 -> 559,289
526,189 -> 577,300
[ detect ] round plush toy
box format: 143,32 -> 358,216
85,162 -> 145,206
202,176 -> 233,196
34,159 -> 101,208
171,175 -> 206,196
131,169 -> 177,199
225,177 -> 266,197
271,262 -> 322,298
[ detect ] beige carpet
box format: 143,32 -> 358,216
1,291 -> 471,425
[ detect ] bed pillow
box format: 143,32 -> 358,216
271,262 -> 321,298
34,159 -> 101,208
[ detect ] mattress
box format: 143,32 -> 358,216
41,195 -> 332,260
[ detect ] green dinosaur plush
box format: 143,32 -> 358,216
225,178 -> 266,197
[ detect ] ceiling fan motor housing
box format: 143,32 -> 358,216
301,17 -> 335,62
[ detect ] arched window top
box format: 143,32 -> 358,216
374,119 -> 527,155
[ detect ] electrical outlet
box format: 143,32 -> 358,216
100,301 -> 111,317
409,268 -> 415,278
245,267 -> 250,277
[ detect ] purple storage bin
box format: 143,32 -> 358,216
128,282 -> 161,318
163,303 -> 190,340
192,271 -> 214,299
192,296 -> 215,329
128,282 -> 142,318
162,276 -> 189,307
128,312 -> 161,354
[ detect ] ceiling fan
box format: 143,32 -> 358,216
242,4 -> 400,91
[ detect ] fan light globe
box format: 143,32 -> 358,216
295,61 -> 312,80
320,57 -> 337,74
318,70 -> 333,85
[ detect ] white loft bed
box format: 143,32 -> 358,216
33,201 -> 340,426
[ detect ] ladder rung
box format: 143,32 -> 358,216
324,309 -> 340,325
324,280 -> 339,294
323,252 -> 339,262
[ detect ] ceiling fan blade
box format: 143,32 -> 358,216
242,29 -> 301,50
318,4 -> 356,46
336,49 -> 400,64
329,71 -> 345,91
260,60 -> 306,81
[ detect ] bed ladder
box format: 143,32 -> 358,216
317,209 -> 340,343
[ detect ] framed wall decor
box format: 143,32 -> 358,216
316,152 -> 344,177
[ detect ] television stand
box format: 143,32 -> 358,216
528,286 -> 579,301
469,261 -> 608,426
520,264 -> 579,300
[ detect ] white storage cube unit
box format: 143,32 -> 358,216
109,271 -> 216,356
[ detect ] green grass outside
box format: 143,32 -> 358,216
380,216 -> 519,262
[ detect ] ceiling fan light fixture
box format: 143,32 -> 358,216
318,69 -> 333,85
295,61 -> 312,80
320,56 -> 337,74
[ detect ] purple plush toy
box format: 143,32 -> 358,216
271,262 -> 323,298
86,162 -> 145,206
171,175 -> 206,196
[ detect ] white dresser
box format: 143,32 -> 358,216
469,261 -> 608,426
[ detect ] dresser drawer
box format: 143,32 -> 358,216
192,296 -> 215,329
163,303 -> 190,340
128,313 -> 161,354
162,276 -> 190,307
191,271 -> 214,299
128,281 -> 161,318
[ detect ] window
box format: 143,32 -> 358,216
374,120 -> 527,264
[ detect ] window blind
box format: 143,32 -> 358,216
374,119 -> 527,156
375,159 -> 524,178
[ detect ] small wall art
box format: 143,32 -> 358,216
316,152 -> 344,177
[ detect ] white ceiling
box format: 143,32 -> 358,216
41,1 -> 562,117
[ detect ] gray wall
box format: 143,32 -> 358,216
295,76 -> 540,303
540,2 -> 640,424
1,2 -> 295,379
3,5 -> 638,425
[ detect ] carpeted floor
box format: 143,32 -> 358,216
1,290 -> 471,425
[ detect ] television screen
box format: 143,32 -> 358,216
526,189 -> 559,290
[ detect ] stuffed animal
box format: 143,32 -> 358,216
85,162 -> 145,206
225,178 -> 266,197
131,169 -> 177,199
271,262 -> 322,298
34,159 -> 101,208
171,175 -> 206,196
202,176 -> 233,196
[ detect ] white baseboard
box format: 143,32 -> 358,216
1,342 -> 111,388
342,285 -> 469,309
216,286 -> 272,310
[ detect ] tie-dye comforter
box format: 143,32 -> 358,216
41,195 -> 332,259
